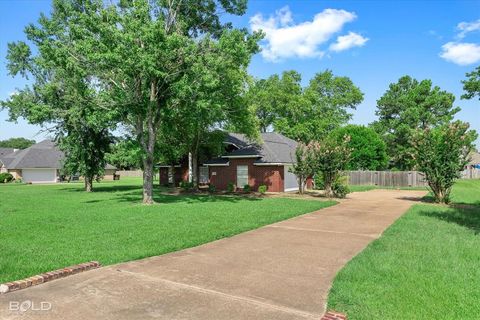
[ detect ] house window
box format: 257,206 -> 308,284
237,165 -> 248,188
199,166 -> 209,184
168,167 -> 173,184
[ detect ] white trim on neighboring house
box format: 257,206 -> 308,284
157,165 -> 182,168
221,155 -> 261,159
203,162 -> 230,167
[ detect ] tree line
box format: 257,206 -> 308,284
1,0 -> 479,204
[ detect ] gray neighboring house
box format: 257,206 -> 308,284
0,140 -> 116,183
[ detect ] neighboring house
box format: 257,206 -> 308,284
0,140 -> 116,183
0,148 -> 17,173
469,151 -> 480,168
159,132 -> 312,192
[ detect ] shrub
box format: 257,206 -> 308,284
208,183 -> 216,193
0,173 -> 14,183
243,184 -> 251,192
313,174 -> 324,190
227,182 -> 235,193
331,175 -> 350,198
258,184 -> 267,194
179,180 -> 194,191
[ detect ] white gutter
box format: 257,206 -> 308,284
221,155 -> 261,159
253,162 -> 291,166
203,162 -> 230,167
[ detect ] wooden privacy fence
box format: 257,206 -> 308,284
462,167 -> 480,179
116,170 -> 143,178
346,171 -> 428,187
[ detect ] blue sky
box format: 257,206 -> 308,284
1,0 -> 479,145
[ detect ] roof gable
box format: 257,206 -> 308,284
222,132 -> 297,164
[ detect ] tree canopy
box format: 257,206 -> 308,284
2,0 -> 261,202
0,137 -> 35,149
249,70 -> 363,143
372,75 -> 459,170
332,125 -> 388,170
462,66 -> 480,101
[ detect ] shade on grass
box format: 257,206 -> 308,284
327,179 -> 480,319
0,178 -> 335,283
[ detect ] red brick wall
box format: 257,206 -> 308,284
208,158 -> 285,192
159,165 -> 189,186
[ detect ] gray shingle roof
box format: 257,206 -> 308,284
0,148 -> 16,167
3,140 -> 116,170
0,148 -> 15,157
222,132 -> 298,164
4,140 -> 64,169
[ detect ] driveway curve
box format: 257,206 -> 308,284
0,189 -> 426,320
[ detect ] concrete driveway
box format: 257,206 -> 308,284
0,189 -> 426,320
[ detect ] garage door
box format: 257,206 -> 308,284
284,165 -> 299,192
22,169 -> 57,183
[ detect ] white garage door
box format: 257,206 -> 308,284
284,165 -> 299,192
22,169 -> 57,183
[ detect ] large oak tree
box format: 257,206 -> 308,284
3,0 -> 261,203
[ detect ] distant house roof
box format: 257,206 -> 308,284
205,132 -> 298,165
2,140 -> 116,170
469,152 -> 480,165
0,148 -> 16,167
0,148 -> 15,158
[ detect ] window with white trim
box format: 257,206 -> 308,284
237,165 -> 248,188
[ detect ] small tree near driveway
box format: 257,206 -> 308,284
290,143 -> 314,194
291,136 -> 351,197
310,135 -> 351,197
413,121 -> 477,203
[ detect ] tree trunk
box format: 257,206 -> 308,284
141,80 -> 159,205
85,176 -> 93,192
142,108 -> 156,205
298,176 -> 305,194
170,165 -> 176,187
323,172 -> 333,197
191,149 -> 199,190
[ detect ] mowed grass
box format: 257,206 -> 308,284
327,179 -> 480,319
0,178 -> 335,283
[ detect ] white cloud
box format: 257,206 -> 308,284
329,32 -> 368,52
250,6 -> 363,61
440,42 -> 480,65
457,19 -> 480,39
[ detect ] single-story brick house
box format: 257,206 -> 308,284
0,140 -> 116,183
159,132 -> 312,192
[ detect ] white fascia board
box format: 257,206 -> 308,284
221,155 -> 261,159
203,162 -> 230,167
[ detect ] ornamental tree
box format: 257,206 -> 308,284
310,135 -> 351,197
413,121 -> 477,203
290,142 -> 315,194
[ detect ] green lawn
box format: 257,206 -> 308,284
0,178 -> 335,283
327,179 -> 480,319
